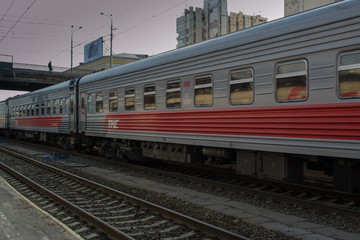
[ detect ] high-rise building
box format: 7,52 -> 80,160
203,0 -> 228,39
176,0 -> 267,48
284,0 -> 340,16
176,7 -> 203,48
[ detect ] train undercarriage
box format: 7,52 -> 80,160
5,129 -> 360,194
81,135 -> 360,194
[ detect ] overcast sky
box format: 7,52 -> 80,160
0,0 -> 284,100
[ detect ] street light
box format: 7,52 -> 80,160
71,25 -> 82,73
100,12 -> 113,68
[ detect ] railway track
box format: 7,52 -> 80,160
0,147 -> 249,240
125,161 -> 360,219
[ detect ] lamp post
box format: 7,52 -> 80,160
71,25 -> 82,73
100,12 -> 113,68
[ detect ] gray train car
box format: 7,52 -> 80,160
0,100 -> 8,134
7,80 -> 77,146
78,0 -> 360,192
4,0 -> 359,192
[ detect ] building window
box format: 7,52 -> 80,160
96,92 -> 103,113
125,88 -> 135,111
166,80 -> 181,109
338,51 -> 360,98
144,85 -> 156,110
109,90 -> 118,112
276,60 -> 307,102
230,69 -> 254,104
195,75 -> 213,107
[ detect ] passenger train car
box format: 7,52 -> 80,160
0,100 -> 8,135
1,0 -> 359,192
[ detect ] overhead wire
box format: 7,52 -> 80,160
116,0 -> 188,36
51,0 -> 145,61
0,0 -> 38,43
0,0 -> 16,24
52,0 -> 192,63
0,18 -> 69,27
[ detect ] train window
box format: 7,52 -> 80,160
65,98 -> 69,115
53,100 -> 57,115
26,105 -> 30,116
338,51 -> 360,98
47,101 -> 51,115
59,99 -> 63,115
87,95 -> 92,113
41,103 -> 45,115
166,80 -> 181,109
109,90 -> 118,112
31,104 -> 34,116
195,75 -> 213,107
125,88 -> 135,111
36,104 -> 40,116
96,92 -> 103,113
144,85 -> 156,110
276,60 -> 307,102
230,69 -> 254,104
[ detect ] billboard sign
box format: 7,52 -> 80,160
209,0 -> 218,38
84,37 -> 103,63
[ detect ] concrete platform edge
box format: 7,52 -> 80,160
1,177 -> 84,240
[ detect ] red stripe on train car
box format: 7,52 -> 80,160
14,116 -> 63,128
106,102 -> 359,140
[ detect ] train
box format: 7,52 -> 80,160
1,0 -> 359,193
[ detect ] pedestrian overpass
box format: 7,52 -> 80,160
0,55 -> 80,92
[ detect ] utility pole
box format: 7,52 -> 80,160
100,13 -> 113,68
71,25 -> 82,73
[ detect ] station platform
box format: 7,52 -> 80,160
0,177 -> 81,240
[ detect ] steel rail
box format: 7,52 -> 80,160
0,161 -> 134,240
0,146 -> 250,240
121,161 -> 360,218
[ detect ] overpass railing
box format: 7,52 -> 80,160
13,62 -> 69,72
0,54 -> 13,70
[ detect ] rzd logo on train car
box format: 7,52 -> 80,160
107,119 -> 119,129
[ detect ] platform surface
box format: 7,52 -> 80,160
0,177 -> 80,240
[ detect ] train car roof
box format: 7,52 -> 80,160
79,0 -> 357,86
8,80 -> 73,100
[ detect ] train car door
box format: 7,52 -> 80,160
69,94 -> 75,133
79,92 -> 87,133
